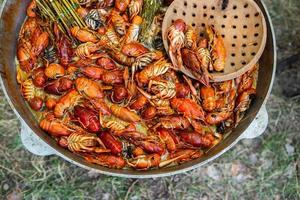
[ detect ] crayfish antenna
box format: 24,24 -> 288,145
152,122 -> 162,130
159,154 -> 186,168
183,75 -> 198,96
137,86 -> 153,99
168,48 -> 178,70
202,67 -> 212,87
177,49 -> 184,70
96,138 -> 107,149
94,148 -> 111,153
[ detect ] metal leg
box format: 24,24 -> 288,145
240,105 -> 268,139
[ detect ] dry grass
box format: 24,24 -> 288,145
1,0 -> 300,199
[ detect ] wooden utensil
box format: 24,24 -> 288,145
162,0 -> 267,82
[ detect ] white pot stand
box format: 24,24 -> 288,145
20,120 -> 56,156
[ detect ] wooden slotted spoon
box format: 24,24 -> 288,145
162,0 -> 267,82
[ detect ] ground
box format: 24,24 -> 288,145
1,0 -> 300,199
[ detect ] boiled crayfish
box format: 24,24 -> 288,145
15,1 -> 258,171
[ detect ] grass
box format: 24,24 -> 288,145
1,0 -> 300,199
264,0 -> 300,59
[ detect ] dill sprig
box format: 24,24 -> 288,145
139,0 -> 163,43
36,0 -> 86,38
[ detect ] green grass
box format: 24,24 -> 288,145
1,0 -> 300,199
223,132 -> 300,200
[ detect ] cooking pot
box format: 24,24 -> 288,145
0,0 -> 276,178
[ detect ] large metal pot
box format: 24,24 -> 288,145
0,0 -> 276,178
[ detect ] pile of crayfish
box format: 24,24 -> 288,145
166,19 -> 226,86
16,0 -> 258,170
